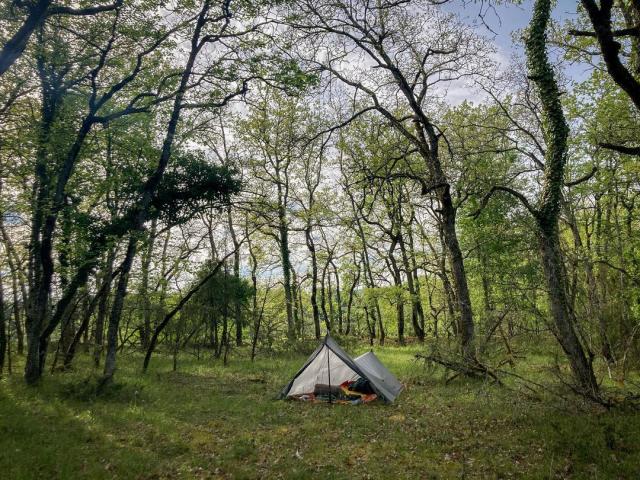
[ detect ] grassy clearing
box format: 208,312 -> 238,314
1,342 -> 639,479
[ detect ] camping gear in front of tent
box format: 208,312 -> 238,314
279,334 -> 403,404
289,379 -> 377,403
313,383 -> 342,397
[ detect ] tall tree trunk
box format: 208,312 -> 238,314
526,0 -> 599,398
103,236 -> 137,381
217,273 -> 229,359
139,218 -> 157,349
24,40 -> 58,384
248,232 -> 261,360
399,231 -> 425,341
101,2 -> 215,384
0,277 -> 7,375
228,209 -> 243,346
538,228 -> 598,396
332,261 -> 343,334
388,236 -> 405,344
414,123 -> 474,356
0,0 -> 51,77
10,264 -> 24,356
327,263 -> 335,332
407,222 -> 426,337
305,227 -> 321,339
297,276 -> 305,337
320,260 -> 331,331
26,25 -> 110,382
93,247 -> 115,367
291,267 -> 302,336
439,201 -> 474,358
0,207 -> 25,355
57,202 -> 75,356
565,203 -> 613,363
345,255 -> 361,336
278,209 -> 296,340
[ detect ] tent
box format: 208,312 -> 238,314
279,335 -> 403,403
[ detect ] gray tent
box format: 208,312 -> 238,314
279,335 -> 403,403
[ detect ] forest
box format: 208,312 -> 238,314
1,0 -> 640,478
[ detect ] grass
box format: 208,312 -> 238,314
1,341 -> 640,479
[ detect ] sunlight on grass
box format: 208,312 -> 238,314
1,343 -> 640,479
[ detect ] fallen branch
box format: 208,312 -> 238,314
415,352 -> 504,386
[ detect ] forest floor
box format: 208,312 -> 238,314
1,339 -> 640,479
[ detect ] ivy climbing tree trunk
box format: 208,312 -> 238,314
526,0 -> 600,399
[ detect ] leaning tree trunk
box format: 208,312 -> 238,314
526,0 -> 599,398
538,226 -> 598,396
0,0 -> 51,77
439,195 -> 474,360
103,236 -> 137,381
101,2 -> 215,384
413,117 -> 475,360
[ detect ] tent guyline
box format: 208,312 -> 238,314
279,334 -> 403,404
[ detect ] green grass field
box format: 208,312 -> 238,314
1,342 -> 639,479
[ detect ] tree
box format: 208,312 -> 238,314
23,1 -> 179,384
573,0 -> 640,111
287,0 -> 495,360
240,90 -> 323,340
476,0 -> 601,399
0,0 -> 123,77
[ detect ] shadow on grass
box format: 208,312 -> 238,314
0,381 -> 159,479
2,347 -> 640,479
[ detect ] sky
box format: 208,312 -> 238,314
449,0 -> 592,84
